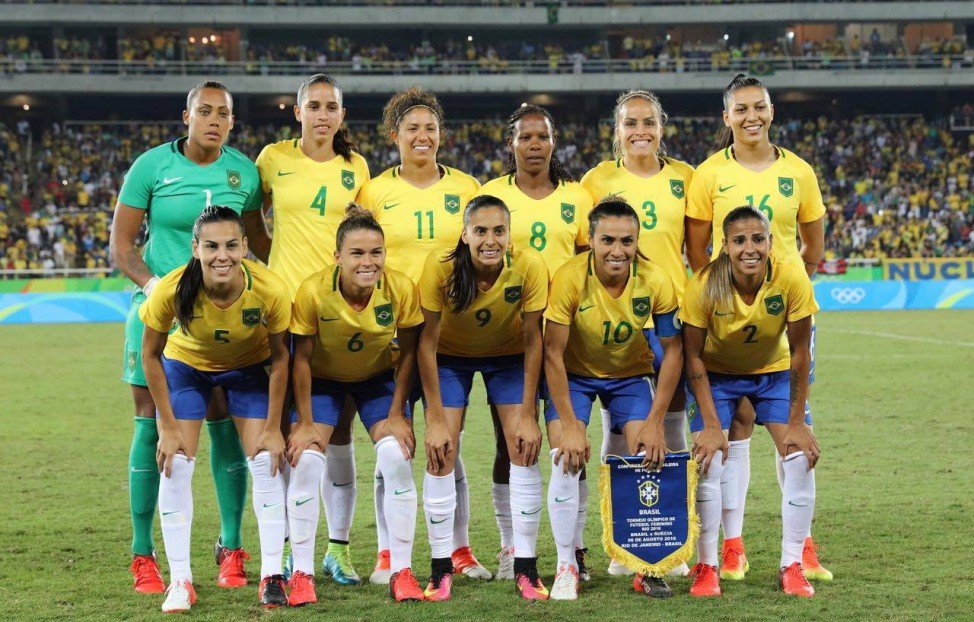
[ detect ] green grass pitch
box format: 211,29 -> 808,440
1,310 -> 972,621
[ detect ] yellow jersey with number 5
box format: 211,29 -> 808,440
678,254 -> 819,375
581,157 -> 694,298
359,165 -> 480,284
255,139 -> 371,298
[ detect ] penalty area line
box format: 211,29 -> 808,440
830,328 -> 974,349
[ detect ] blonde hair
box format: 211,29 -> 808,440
612,89 -> 668,160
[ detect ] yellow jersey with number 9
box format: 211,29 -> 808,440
581,157 -> 694,298
139,259 -> 291,372
686,146 -> 825,269
476,175 -> 592,276
678,254 -> 819,375
545,253 -> 678,379
359,165 -> 480,284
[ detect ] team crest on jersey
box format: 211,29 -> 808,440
342,170 -> 355,190
504,286 -> 522,303
444,194 -> 461,214
227,170 -> 242,190
670,179 -> 685,199
764,294 -> 784,315
374,303 -> 394,327
632,296 -> 651,318
638,479 -> 660,509
778,177 -> 794,198
561,203 -> 575,224
242,307 -> 261,327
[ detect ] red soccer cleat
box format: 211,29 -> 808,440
287,570 -> 317,607
216,547 -> 250,588
389,568 -> 425,602
131,554 -> 166,594
689,563 -> 722,597
802,537 -> 834,581
720,537 -> 750,581
780,562 -> 815,597
451,546 -> 492,579
370,549 -> 392,585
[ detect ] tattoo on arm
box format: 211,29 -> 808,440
687,371 -> 705,383
789,368 -> 801,406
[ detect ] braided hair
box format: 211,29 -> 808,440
505,104 -> 575,185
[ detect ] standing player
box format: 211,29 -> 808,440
418,196 -> 549,601
140,206 -> 291,612
255,73 -> 371,586
542,200 -> 684,600
475,104 -> 592,580
109,81 -> 268,593
581,90 -> 695,578
685,74 -> 830,582
358,86 -> 486,583
680,205 -> 820,598
287,206 -> 425,604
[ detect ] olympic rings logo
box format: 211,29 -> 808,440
829,287 -> 866,304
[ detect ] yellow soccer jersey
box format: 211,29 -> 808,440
678,254 -> 819,376
476,175 -> 592,276
256,139 -> 371,298
139,259 -> 291,372
290,264 -> 423,383
545,253 -> 678,379
686,146 -> 825,269
358,165 -> 480,284
419,247 -> 548,357
581,157 -> 694,298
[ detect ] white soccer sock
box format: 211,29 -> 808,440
492,482 -> 514,548
248,451 -> 287,579
374,463 -> 389,551
548,449 -> 581,569
721,438 -> 750,540
509,463 -> 543,558
695,451 -> 724,567
575,476 -> 588,549
775,452 -> 814,539
664,410 -> 689,452
159,454 -> 195,583
453,434 -> 470,550
375,437 -> 416,573
424,471 -> 457,560
780,452 -> 816,567
600,407 -> 628,459
288,449 -> 325,575
322,443 -> 356,542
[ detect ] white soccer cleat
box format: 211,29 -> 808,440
608,558 -> 635,576
161,578 -> 196,613
495,546 -> 515,580
667,562 -> 690,577
549,562 -> 579,601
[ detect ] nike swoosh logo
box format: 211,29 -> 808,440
277,171 -> 295,176
394,488 -> 413,496
320,317 -> 338,322
718,184 -> 736,192
295,497 -> 314,506
262,502 -> 284,508
130,468 -> 156,473
521,508 -> 542,515
332,481 -> 353,487
163,177 -> 183,184
554,496 -> 574,503
430,517 -> 448,524
787,500 -> 809,507
161,510 -> 179,516
226,464 -> 248,473
579,305 -> 595,312
455,477 -> 466,484
383,202 -> 400,210
714,311 -> 734,316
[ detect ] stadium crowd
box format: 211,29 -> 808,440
2,113 -> 972,273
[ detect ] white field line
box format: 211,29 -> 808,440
830,328 -> 974,349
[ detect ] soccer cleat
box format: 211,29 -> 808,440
389,568 -> 425,602
780,562 -> 815,597
130,553 -> 166,594
370,550 -> 392,585
323,545 -> 363,585
161,578 -> 196,613
575,548 -> 590,582
607,558 -> 635,576
802,537 -> 834,581
719,538 -> 749,581
549,562 -> 579,601
286,571 -> 317,607
451,546 -> 492,580
423,570 -> 453,602
688,564 -> 721,597
495,546 -> 515,580
258,574 -> 289,608
215,544 -> 250,588
515,568 -> 549,600
633,574 -> 674,599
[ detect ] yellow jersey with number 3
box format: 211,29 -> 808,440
419,247 -> 548,357
686,146 -> 825,269
139,259 -> 291,372
476,175 -> 592,276
290,264 -> 423,382
581,157 -> 694,298
255,139 -> 371,298
545,253 -> 678,379
678,254 -> 819,375
359,165 -> 480,284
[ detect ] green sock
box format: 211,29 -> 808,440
207,418 -> 248,550
129,417 -> 160,556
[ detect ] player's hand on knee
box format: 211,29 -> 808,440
783,423 -> 820,469
286,421 -> 325,467
156,429 -> 188,477
692,426 -> 728,476
255,428 -> 287,476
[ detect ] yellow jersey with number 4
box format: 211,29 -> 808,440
545,253 -> 678,379
139,259 -> 291,372
419,247 -> 548,357
686,146 -> 825,269
256,139 -> 371,298
290,264 -> 423,382
359,165 -> 480,284
476,175 -> 592,276
678,254 -> 819,376
581,157 -> 694,298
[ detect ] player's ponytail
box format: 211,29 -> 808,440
717,73 -> 770,150
296,73 -> 357,162
505,104 -> 576,185
699,205 -> 769,315
446,195 -> 511,314
175,205 -> 244,333
336,202 -> 384,251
